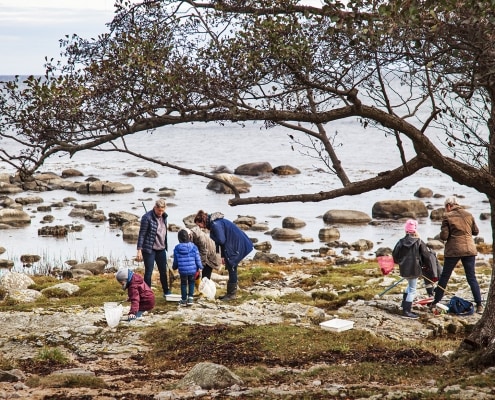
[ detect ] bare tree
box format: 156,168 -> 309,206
1,0 -> 495,363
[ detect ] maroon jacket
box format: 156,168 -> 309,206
127,273 -> 155,315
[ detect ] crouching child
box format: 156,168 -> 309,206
115,267 -> 155,321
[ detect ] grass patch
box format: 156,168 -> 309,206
36,347 -> 69,364
30,374 -> 106,389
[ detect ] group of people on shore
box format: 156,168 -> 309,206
115,195 -> 484,322
115,199 -> 253,320
393,196 -> 484,319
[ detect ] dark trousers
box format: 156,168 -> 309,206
225,261 -> 238,284
434,255 -> 481,304
202,264 -> 213,280
142,249 -> 168,294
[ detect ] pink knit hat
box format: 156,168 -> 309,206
404,219 -> 418,233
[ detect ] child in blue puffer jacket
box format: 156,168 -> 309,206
172,229 -> 203,306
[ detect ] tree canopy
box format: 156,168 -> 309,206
1,0 -> 495,363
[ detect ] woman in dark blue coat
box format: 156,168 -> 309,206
194,210 -> 253,301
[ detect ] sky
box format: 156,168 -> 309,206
0,0 -> 323,76
0,0 -> 117,75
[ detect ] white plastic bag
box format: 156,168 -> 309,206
198,277 -> 216,300
104,302 -> 123,328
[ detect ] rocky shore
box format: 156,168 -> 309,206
0,261 -> 492,399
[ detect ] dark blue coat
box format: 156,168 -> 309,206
172,242 -> 203,275
209,214 -> 253,267
137,210 -> 168,254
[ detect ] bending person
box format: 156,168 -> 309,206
189,225 -> 222,280
194,210 -> 253,301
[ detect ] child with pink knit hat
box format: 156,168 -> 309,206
392,219 -> 431,319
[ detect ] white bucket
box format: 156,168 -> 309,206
104,302 -> 123,328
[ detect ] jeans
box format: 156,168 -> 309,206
434,255 -> 481,304
128,310 -> 143,322
225,261 -> 238,285
404,278 -> 417,302
180,274 -> 195,300
142,249 -> 168,294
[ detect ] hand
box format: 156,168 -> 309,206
135,250 -> 143,262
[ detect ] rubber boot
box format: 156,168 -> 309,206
426,286 -> 434,297
402,301 -> 419,319
401,292 -> 407,309
219,283 -> 237,301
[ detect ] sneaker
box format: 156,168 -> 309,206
187,297 -> 193,306
178,299 -> 187,307
476,304 -> 484,314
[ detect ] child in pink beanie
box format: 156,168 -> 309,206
392,219 -> 430,319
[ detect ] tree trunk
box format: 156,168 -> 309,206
461,95 -> 495,365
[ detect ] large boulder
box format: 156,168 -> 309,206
0,209 -> 31,227
206,173 -> 251,194
271,228 -> 303,241
71,260 -> 107,275
323,210 -> 372,224
371,200 -> 428,219
76,181 -> 134,194
122,221 -> 140,242
282,216 -> 306,229
0,182 -> 22,195
0,272 -> 35,292
177,362 -> 243,390
234,162 -> 273,176
273,165 -> 301,175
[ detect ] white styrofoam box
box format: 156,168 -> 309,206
165,294 -> 181,302
320,318 -> 354,332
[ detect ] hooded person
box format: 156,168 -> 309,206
392,219 -> 431,319
194,210 -> 253,301
172,229 -> 203,306
115,267 -> 155,320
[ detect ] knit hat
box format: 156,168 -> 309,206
115,267 -> 129,283
178,229 -> 190,243
404,219 -> 418,234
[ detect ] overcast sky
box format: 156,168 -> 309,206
0,0 -> 323,76
0,0 -> 116,75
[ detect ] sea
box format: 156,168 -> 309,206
0,76 -> 491,272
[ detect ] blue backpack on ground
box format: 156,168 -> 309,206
447,296 -> 474,316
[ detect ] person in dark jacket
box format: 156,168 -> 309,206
392,219 -> 430,319
136,199 -> 170,297
429,196 -> 483,314
172,229 -> 203,306
194,210 -> 253,301
115,267 -> 155,321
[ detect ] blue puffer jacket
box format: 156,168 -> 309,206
172,242 -> 203,275
208,213 -> 253,267
137,210 -> 168,254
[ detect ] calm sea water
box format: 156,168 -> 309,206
0,78 -> 490,271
